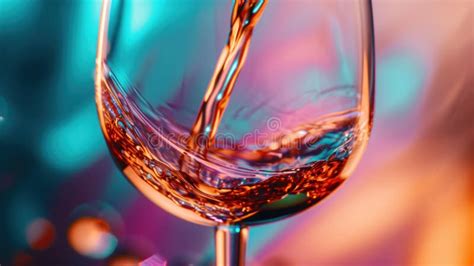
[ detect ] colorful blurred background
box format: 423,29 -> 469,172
0,0 -> 472,265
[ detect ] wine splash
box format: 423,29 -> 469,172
97,71 -> 362,225
190,0 -> 267,146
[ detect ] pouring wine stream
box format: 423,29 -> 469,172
190,0 -> 267,146
188,1 -> 267,265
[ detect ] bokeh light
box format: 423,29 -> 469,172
107,254 -> 141,266
68,217 -> 118,259
41,105 -> 105,172
7,192 -> 45,248
0,96 -> 8,134
69,201 -> 125,234
26,218 -> 55,251
12,251 -> 33,266
376,49 -> 427,116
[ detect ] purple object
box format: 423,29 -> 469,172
139,254 -> 167,266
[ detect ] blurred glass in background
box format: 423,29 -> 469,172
0,0 -> 472,265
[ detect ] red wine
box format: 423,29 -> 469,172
96,69 -> 365,225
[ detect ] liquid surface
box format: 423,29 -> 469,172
97,69 -> 364,225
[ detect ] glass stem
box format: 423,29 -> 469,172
215,225 -> 249,266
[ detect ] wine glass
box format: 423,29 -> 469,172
95,0 -> 375,265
